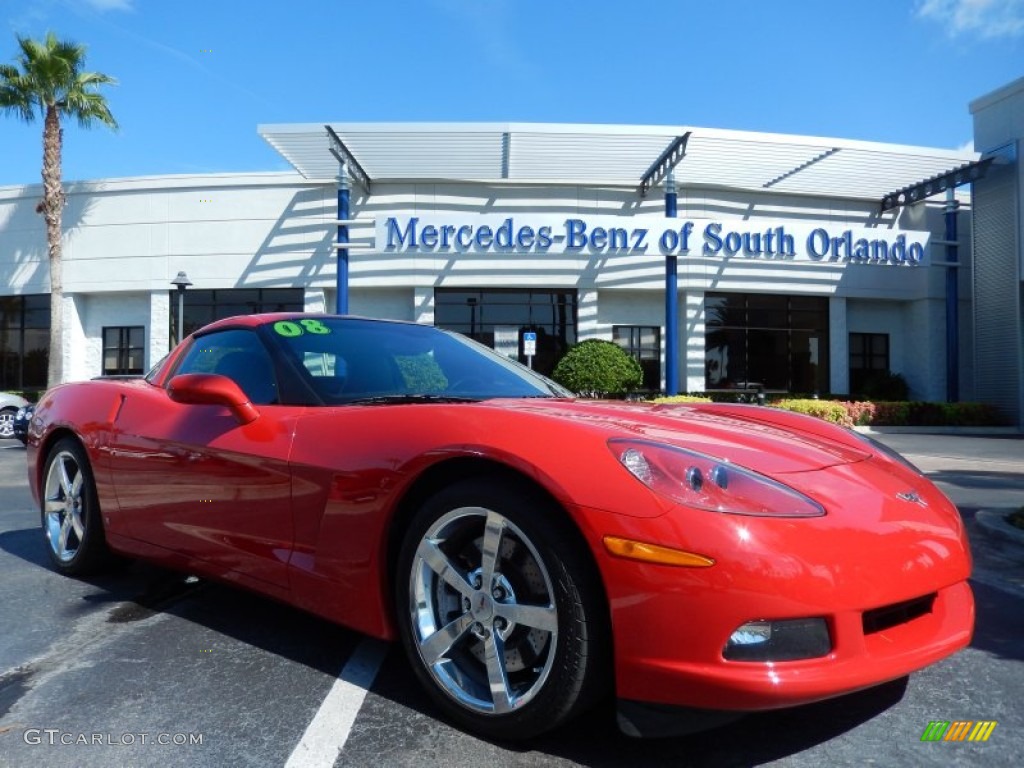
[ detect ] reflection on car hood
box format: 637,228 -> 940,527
488,399 -> 870,475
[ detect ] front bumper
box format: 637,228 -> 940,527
611,579 -> 972,711
576,457 -> 975,715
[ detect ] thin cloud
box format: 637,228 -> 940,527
917,0 -> 1024,38
6,0 -> 59,31
82,0 -> 135,11
6,0 -> 132,34
85,9 -> 272,107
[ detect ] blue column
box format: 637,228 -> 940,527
944,189 -> 959,402
336,166 -> 350,315
664,172 -> 679,396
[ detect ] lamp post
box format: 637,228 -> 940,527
467,297 -> 478,338
170,271 -> 192,345
664,171 -> 679,396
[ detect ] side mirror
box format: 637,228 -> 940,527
167,373 -> 259,424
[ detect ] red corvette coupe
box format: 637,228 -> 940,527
28,314 -> 973,739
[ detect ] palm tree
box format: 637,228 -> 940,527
0,32 -> 117,386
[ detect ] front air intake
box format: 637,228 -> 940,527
862,593 -> 936,635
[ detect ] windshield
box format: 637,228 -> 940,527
265,317 -> 570,405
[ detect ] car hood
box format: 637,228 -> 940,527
489,399 -> 870,475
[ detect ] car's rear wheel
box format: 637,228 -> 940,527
41,438 -> 113,575
396,476 -> 607,740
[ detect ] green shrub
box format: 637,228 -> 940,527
855,371 -> 909,401
552,339 -> 643,397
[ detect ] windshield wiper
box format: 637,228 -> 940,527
344,394 -> 482,405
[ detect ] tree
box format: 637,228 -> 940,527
0,32 -> 117,386
552,339 -> 643,398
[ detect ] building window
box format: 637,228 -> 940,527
705,293 -> 829,394
102,326 -> 145,375
169,288 -> 304,344
0,294 -> 50,391
613,326 -> 661,391
434,289 -> 577,377
849,333 -> 890,394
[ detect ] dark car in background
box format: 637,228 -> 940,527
13,405 -> 34,446
1,392 -> 30,440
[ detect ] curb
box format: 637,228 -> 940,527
854,426 -> 1022,436
975,509 -> 1024,547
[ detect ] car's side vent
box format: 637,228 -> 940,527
862,593 -> 937,635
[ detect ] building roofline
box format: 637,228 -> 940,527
970,76 -> 1024,115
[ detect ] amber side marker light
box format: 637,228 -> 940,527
603,536 -> 716,568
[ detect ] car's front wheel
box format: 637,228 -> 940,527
41,438 -> 113,575
396,476 -> 608,740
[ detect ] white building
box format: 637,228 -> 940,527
1,118 -> 1007,418
970,76 -> 1024,429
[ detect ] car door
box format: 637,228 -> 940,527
107,328 -> 300,593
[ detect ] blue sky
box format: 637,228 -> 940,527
1,0 -> 1021,186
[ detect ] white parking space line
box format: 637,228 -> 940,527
285,637 -> 390,768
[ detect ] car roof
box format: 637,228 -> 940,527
195,313 -> 422,336
0,392 -> 29,407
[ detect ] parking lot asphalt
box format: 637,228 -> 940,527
0,431 -> 1022,768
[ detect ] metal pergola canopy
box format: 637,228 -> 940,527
881,157 -> 993,211
258,121 -> 980,204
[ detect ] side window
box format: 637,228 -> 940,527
174,329 -> 279,405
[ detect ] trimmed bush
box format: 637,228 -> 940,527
652,395 -> 714,404
872,401 -> 909,425
769,399 -> 1004,428
647,393 -> 1004,428
937,401 -> 1004,426
552,339 -> 643,397
773,399 -> 852,426
844,400 -> 876,426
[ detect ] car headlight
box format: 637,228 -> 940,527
609,438 -> 825,518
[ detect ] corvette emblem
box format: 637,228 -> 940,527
896,491 -> 927,506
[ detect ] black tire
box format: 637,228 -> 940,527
41,438 -> 113,576
395,476 -> 608,740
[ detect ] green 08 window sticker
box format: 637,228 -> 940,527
273,319 -> 331,337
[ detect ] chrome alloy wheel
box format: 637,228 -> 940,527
0,409 -> 15,439
409,507 -> 559,715
43,450 -> 87,563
